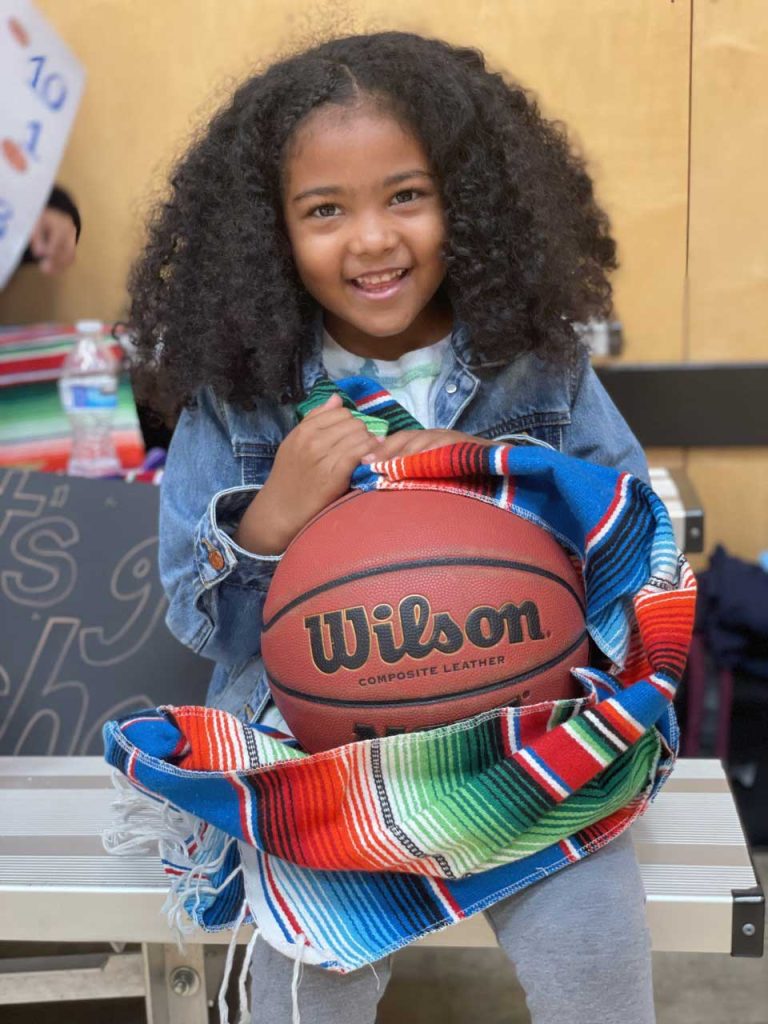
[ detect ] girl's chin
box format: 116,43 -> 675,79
345,315 -> 419,342
326,314 -> 426,356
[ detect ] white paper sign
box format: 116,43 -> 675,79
0,0 -> 85,288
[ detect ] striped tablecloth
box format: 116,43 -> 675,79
0,323 -> 145,473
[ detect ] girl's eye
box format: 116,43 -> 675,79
307,190 -> 426,218
391,189 -> 423,205
309,203 -> 341,219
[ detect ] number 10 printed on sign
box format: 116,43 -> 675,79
0,0 -> 85,287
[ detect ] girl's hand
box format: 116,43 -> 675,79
362,428 -> 495,464
235,394 -> 382,555
29,208 -> 78,275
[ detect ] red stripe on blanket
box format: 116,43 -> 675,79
529,728 -> 608,792
263,855 -> 303,936
586,473 -> 628,546
432,876 -> 465,920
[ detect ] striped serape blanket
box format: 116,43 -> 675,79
103,376 -> 694,973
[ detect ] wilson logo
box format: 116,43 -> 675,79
303,594 -> 544,674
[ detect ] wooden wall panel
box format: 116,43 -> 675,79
683,0 -> 768,562
687,449 -> 768,565
0,0 -> 691,370
688,0 -> 768,363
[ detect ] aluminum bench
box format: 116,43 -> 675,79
0,755 -> 763,1024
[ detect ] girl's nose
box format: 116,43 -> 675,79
347,212 -> 398,257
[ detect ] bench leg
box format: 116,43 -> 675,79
142,943 -> 209,1024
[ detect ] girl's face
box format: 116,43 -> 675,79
282,103 -> 451,360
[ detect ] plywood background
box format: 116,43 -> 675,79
1,0 -> 766,562
683,0 -> 768,565
0,0 -> 690,359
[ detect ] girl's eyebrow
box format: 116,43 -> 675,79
291,169 -> 434,204
383,169 -> 435,188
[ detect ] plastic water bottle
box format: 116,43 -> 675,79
58,319 -> 122,477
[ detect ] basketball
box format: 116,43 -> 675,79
261,489 -> 588,753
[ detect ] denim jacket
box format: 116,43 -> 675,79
159,323 -> 648,719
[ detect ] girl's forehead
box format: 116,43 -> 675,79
284,104 -> 430,189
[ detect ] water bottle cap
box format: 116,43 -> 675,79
75,319 -> 103,335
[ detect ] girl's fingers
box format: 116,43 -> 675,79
318,436 -> 383,489
362,430 -> 476,464
364,431 -> 425,462
302,402 -> 376,436
309,417 -> 380,454
334,429 -> 385,462
301,394 -> 343,419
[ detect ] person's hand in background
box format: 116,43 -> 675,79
15,186 -> 81,282
28,206 -> 78,275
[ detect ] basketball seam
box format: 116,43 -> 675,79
262,557 -> 585,632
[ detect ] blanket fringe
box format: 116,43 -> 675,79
103,770 -> 261,1022
102,768 -> 189,856
103,769 -> 244,945
369,959 -> 382,992
291,938 -> 306,1024
218,902 -> 247,1024
238,924 -> 261,1023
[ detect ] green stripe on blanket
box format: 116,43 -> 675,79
297,376 -> 422,435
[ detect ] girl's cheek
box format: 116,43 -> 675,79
305,236 -> 346,274
291,228 -> 335,266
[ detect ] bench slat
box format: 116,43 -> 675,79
0,756 -> 762,955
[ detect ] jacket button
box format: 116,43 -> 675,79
207,549 -> 225,571
445,382 -> 458,395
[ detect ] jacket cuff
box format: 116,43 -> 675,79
493,433 -> 556,450
195,485 -> 282,589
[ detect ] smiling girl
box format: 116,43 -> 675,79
129,31 -> 655,1024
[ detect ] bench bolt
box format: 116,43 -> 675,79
170,965 -> 201,996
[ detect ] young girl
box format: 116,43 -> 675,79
130,31 -> 656,1024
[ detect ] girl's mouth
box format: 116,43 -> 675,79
348,268 -> 411,299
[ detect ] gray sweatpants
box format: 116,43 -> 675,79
248,831 -> 655,1023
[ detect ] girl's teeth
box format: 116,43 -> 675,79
355,270 -> 406,286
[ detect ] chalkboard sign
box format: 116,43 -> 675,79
0,467 -> 211,754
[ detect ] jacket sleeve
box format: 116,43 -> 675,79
159,389 -> 281,666
562,347 -> 650,485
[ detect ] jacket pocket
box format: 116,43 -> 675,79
477,411 -> 570,451
231,440 -> 279,486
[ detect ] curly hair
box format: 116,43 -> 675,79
129,31 -> 617,419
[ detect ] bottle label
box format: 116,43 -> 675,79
61,379 -> 118,411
